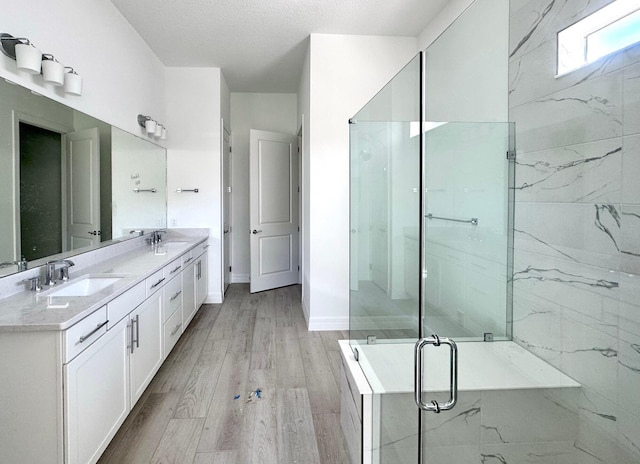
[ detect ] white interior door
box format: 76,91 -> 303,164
66,128 -> 100,250
223,126 -> 231,294
249,129 -> 299,293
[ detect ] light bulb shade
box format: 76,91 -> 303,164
145,119 -> 157,134
64,71 -> 82,95
42,59 -> 65,86
161,127 -> 167,140
15,43 -> 42,74
154,123 -> 163,137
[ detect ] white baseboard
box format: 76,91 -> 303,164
301,296 -> 310,326
206,291 -> 222,304
231,273 -> 250,283
308,315 -> 349,331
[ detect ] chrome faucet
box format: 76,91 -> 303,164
0,257 -> 27,272
147,230 -> 167,245
45,259 -> 75,286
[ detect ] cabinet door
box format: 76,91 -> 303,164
182,261 -> 196,328
64,318 -> 129,464
196,252 -> 208,307
129,290 -> 163,406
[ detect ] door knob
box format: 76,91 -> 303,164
252,229 -> 263,235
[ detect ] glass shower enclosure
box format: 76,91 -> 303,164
348,47 -> 514,464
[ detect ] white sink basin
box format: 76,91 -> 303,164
154,241 -> 189,255
47,277 -> 122,297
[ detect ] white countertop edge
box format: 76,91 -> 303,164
0,234 -> 208,332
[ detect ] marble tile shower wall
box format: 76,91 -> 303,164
509,0 -> 640,462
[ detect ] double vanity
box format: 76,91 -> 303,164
0,231 -> 209,464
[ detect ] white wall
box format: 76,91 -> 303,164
305,33 -> 418,330
423,0 -> 508,122
165,67 -> 229,303
229,93 -> 298,283
417,0 -> 475,50
298,46 -> 312,321
0,0 -> 165,136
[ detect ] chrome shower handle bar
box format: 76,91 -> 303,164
414,335 -> 458,413
425,213 -> 478,226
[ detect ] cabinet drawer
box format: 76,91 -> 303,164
145,269 -> 166,296
107,282 -> 145,329
163,275 -> 183,322
163,305 -> 183,358
165,258 -> 183,280
194,242 -> 209,258
181,251 -> 195,267
64,306 -> 108,363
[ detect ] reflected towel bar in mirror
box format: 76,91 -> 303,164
176,188 -> 199,193
133,188 -> 157,193
426,213 -> 478,226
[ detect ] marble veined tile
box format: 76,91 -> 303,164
515,202 -> 623,270
618,272 -> 640,337
622,135 -> 640,205
512,250 -> 620,326
514,138 -> 622,204
620,204 -> 640,274
480,441 -> 578,464
561,315 -> 619,402
509,39 -> 640,109
618,409 -> 640,464
624,63 -> 640,136
548,384 -> 618,438
618,330 -> 640,418
512,73 -> 623,153
481,389 -> 578,444
509,0 -> 613,61
512,290 -> 563,367
422,392 -> 481,446
422,444 -> 480,464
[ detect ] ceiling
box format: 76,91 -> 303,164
110,0 -> 450,93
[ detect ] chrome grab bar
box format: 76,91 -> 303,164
176,188 -> 199,193
133,188 -> 157,193
414,335 -> 458,413
425,213 -> 478,226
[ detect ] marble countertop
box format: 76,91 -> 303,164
0,236 -> 207,333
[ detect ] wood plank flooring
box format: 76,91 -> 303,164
98,284 -> 351,464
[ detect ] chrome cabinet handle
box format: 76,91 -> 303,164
251,229 -> 263,235
78,320 -> 108,343
170,290 -> 182,302
170,265 -> 182,274
170,323 -> 182,336
150,277 -> 165,289
414,335 -> 458,413
129,321 -> 135,353
184,257 -> 194,264
134,315 -> 140,348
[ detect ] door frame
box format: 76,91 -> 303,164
221,118 -> 232,298
12,111 -> 72,259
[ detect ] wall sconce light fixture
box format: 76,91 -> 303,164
138,114 -> 167,140
1,32 -> 83,96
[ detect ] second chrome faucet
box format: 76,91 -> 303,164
45,259 -> 75,286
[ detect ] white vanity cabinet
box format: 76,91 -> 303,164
196,251 -> 208,308
183,244 -> 208,328
128,290 -> 163,405
0,239 -> 209,464
64,316 -> 130,464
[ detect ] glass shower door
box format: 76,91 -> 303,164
418,121 -> 514,464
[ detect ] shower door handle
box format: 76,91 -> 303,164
414,335 -> 458,413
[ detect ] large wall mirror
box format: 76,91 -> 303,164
0,78 -> 167,278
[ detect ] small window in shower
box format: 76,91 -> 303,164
557,0 -> 640,75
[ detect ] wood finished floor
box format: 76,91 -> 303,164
98,284 -> 351,464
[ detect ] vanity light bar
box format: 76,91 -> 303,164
0,33 -> 83,96
137,114 -> 167,140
